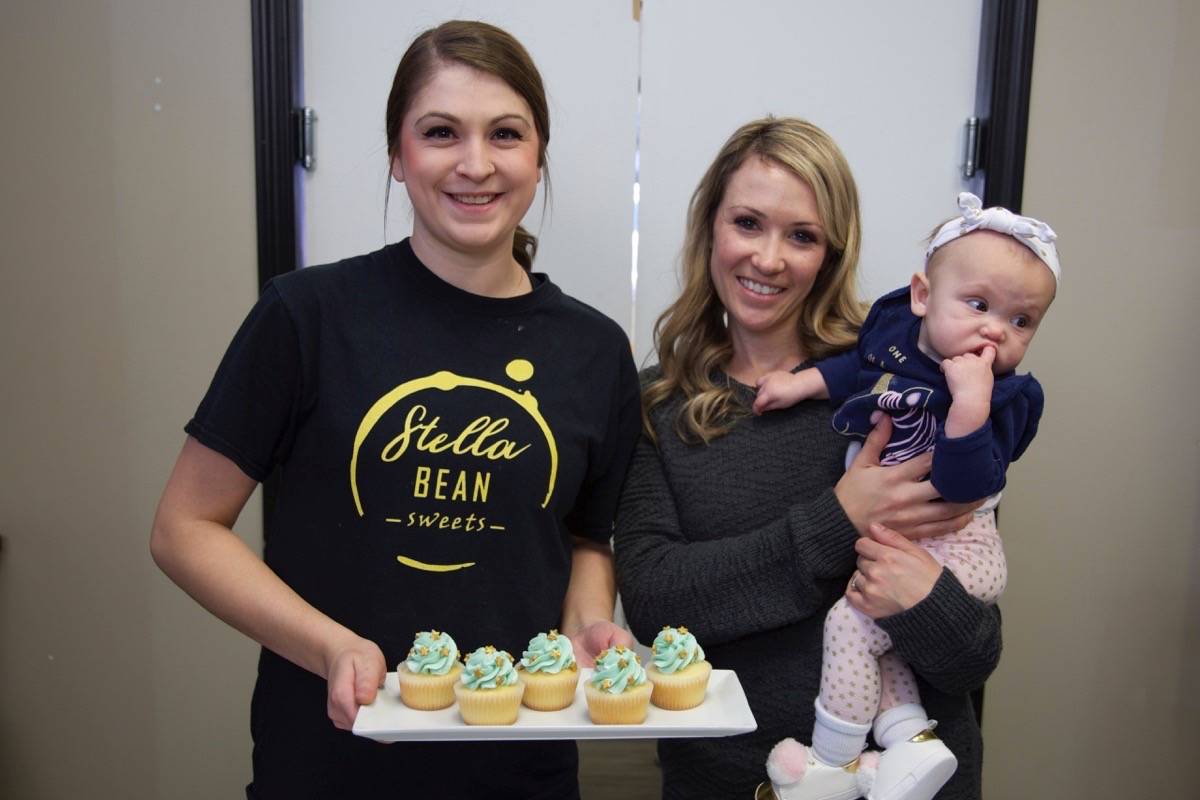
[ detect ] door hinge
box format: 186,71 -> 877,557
295,106 -> 316,170
963,116 -> 980,178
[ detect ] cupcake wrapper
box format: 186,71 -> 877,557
649,660 -> 712,710
397,663 -> 462,710
584,681 -> 652,724
519,669 -> 580,711
453,681 -> 525,725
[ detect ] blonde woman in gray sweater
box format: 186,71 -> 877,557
614,118 -> 995,800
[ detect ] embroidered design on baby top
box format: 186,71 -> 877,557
834,373 -> 937,465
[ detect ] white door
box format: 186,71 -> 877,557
302,1 -> 981,365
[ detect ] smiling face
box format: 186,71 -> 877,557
708,157 -> 828,357
391,62 -> 541,268
912,230 -> 1057,374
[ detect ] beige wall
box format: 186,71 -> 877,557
0,2 -> 260,797
982,1 -> 1199,797
3,2 -> 1197,799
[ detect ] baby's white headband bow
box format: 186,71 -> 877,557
926,192 -> 1061,286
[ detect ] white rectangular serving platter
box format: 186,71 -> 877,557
353,668 -> 756,742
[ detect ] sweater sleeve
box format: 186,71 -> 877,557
813,349 -> 862,405
929,421 -> 1005,502
930,376 -> 1042,502
877,568 -> 1003,695
613,435 -> 859,649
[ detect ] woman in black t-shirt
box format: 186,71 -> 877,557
151,21 -> 640,800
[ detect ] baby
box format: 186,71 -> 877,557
757,192 -> 1059,800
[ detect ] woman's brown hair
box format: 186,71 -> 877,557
385,20 -> 549,269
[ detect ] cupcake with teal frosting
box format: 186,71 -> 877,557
583,644 -> 652,724
396,629 -> 461,710
518,629 -> 580,711
453,645 -> 524,725
647,625 -> 711,710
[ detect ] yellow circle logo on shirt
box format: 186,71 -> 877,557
349,361 -> 558,572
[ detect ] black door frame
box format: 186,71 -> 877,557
251,0 -> 303,291
975,0 -> 1040,211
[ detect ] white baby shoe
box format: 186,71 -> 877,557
764,738 -> 878,800
866,729 -> 956,800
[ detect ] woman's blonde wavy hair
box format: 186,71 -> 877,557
644,117 -> 866,444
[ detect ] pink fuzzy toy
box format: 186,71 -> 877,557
766,738 -> 811,784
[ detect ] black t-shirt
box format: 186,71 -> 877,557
187,240 -> 640,799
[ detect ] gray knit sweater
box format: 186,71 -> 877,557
614,371 -> 1001,799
